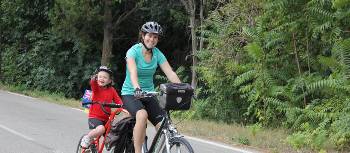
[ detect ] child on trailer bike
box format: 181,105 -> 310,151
121,21 -> 182,153
80,66 -> 124,148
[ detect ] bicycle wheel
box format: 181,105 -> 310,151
162,137 -> 194,153
154,132 -> 166,153
112,143 -> 134,153
76,135 -> 97,153
123,137 -> 135,153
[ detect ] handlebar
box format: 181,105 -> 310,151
82,102 -> 123,116
135,91 -> 160,99
82,102 -> 123,108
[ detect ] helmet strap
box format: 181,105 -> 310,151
141,41 -> 153,52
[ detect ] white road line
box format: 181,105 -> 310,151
0,124 -> 35,141
185,136 -> 255,153
71,108 -> 83,112
6,91 -> 35,99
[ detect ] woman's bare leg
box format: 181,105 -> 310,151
134,109 -> 148,153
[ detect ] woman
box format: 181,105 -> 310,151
121,21 -> 181,153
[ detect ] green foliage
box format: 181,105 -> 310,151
197,0 -> 350,150
237,136 -> 250,145
247,123 -> 262,137
1,0 -> 350,151
332,38 -> 350,78
196,0 -> 263,123
332,0 -> 350,9
330,101 -> 350,149
155,66 -> 189,85
244,43 -> 263,62
286,131 -> 308,150
0,0 -> 193,98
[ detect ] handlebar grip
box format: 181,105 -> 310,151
102,103 -> 122,108
82,102 -> 93,105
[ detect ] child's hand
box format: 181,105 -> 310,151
91,74 -> 97,80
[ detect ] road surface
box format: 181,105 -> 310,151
0,90 -> 260,153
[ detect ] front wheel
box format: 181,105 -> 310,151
76,135 -> 97,153
162,137 -> 194,153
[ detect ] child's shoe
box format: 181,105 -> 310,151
80,135 -> 92,148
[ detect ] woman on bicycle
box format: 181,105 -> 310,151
80,66 -> 123,148
121,21 -> 181,153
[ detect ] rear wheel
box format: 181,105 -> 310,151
123,137 -> 135,153
162,137 -> 194,153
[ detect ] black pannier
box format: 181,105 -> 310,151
159,83 -> 194,110
105,116 -> 135,152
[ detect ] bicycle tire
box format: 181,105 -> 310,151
123,137 -> 135,153
162,137 -> 194,153
76,135 -> 97,153
112,143 -> 134,153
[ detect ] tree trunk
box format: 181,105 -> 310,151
199,0 -> 204,51
0,48 -> 2,80
101,0 -> 113,66
0,34 -> 2,80
190,12 -> 197,89
180,0 -> 198,89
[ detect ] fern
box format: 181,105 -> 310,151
307,7 -> 334,20
317,55 -> 338,68
244,42 -> 264,61
264,31 -> 286,49
306,79 -> 344,94
265,0 -> 289,10
264,97 -> 288,112
242,26 -> 260,41
332,38 -> 350,78
332,0 -> 350,9
234,70 -> 256,87
239,84 -> 253,94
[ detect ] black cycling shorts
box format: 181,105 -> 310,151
88,118 -> 106,129
122,95 -> 164,126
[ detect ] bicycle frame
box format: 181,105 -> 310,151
79,102 -> 124,153
95,107 -> 123,153
145,110 -> 182,153
133,91 -> 194,153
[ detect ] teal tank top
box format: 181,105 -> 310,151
121,43 -> 167,95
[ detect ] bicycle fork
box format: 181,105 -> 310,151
154,128 -> 172,153
164,130 -> 171,153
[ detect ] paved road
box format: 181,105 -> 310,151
0,90 -> 259,153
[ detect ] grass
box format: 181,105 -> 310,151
0,83 -> 346,153
172,119 -> 318,153
0,83 -> 81,109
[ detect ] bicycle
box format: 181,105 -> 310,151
137,89 -> 195,153
76,101 -> 125,153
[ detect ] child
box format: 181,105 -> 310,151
80,66 -> 123,148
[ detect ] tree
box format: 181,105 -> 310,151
101,0 -> 139,66
180,0 -> 199,89
196,0 -> 263,123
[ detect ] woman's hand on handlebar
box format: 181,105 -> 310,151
134,91 -> 159,99
134,87 -> 143,98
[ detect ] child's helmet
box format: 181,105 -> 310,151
97,66 -> 113,76
141,21 -> 163,35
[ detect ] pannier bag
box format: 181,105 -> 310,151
159,83 -> 194,110
105,116 -> 135,151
